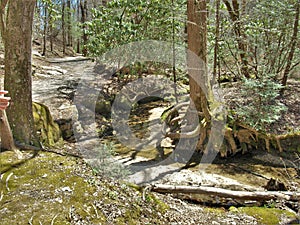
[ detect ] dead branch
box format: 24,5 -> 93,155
150,184 -> 300,201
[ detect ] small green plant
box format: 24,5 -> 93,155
237,73 -> 287,131
88,143 -> 130,179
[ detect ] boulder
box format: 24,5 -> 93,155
33,102 -> 62,146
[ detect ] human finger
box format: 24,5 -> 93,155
0,101 -> 9,110
0,96 -> 11,102
0,90 -> 8,95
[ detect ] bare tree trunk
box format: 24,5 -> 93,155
0,1 -> 14,154
67,0 -> 72,46
0,0 -> 21,157
80,0 -> 88,56
49,15 -> 53,52
281,0 -> 299,94
222,0 -> 250,78
4,0 -> 36,145
62,0 -> 66,55
42,1 -> 47,56
76,0 -> 80,53
187,0 -> 210,120
213,0 -> 220,84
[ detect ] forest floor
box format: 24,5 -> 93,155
0,45 -> 300,224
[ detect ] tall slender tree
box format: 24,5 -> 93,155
281,0 -> 299,93
80,0 -> 88,56
67,0 -> 72,46
42,0 -> 48,55
62,0 -> 66,54
187,0 -> 210,129
1,0 -> 37,145
222,0 -> 250,78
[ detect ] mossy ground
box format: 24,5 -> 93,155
0,150 -> 100,224
230,206 -> 298,225
0,150 -> 170,224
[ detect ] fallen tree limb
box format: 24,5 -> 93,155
151,184 -> 300,201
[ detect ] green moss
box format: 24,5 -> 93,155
237,207 -> 297,225
149,193 -> 169,213
0,150 -> 175,224
204,207 -> 226,214
0,151 -> 104,224
33,102 -> 62,146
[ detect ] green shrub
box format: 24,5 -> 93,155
236,74 -> 287,131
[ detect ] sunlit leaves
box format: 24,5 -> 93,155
85,0 -> 186,57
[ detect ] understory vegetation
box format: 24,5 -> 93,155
0,0 -> 300,224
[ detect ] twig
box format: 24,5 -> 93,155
50,214 -> 58,225
280,157 -> 292,180
28,215 -> 34,225
228,163 -> 269,180
92,203 -> 99,218
5,172 -> 13,191
142,184 -> 152,201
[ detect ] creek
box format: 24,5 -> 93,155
31,56 -> 300,211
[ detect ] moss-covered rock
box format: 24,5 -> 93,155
32,102 -> 62,146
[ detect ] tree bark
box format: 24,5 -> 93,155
62,0 -> 66,55
213,0 -> 221,84
0,0 -> 21,157
80,0 -> 88,56
76,0 -> 80,53
281,0 -> 299,94
42,1 -> 47,56
4,0 -> 36,145
222,0 -> 250,78
67,0 -> 72,46
187,0 -> 210,121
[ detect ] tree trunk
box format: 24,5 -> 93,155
42,1 -> 47,56
213,0 -> 220,84
0,1 -> 19,156
80,0 -> 88,56
4,0 -> 36,145
281,0 -> 299,94
49,8 -> 53,53
187,0 -> 210,121
186,0 -> 211,155
67,0 -> 72,46
76,0 -> 80,53
163,0 -> 213,157
223,0 -> 250,78
62,0 -> 66,55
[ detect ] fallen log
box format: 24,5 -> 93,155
150,184 -> 300,201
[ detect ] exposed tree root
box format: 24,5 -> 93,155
161,103 -> 300,158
